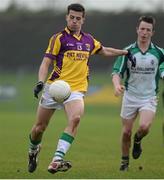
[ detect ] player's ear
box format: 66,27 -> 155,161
136,26 -> 139,35
82,17 -> 85,25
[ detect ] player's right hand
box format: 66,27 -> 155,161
34,81 -> 44,98
114,85 -> 125,97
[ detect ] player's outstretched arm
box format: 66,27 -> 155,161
98,46 -> 128,57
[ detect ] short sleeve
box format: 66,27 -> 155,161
89,36 -> 102,55
45,33 -> 62,59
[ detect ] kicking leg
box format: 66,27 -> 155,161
48,99 -> 84,174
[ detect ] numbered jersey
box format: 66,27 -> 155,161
44,27 -> 102,92
112,42 -> 164,99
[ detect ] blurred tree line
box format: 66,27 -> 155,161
0,8 -> 164,73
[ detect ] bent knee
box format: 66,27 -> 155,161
122,129 -> 132,140
72,115 -> 81,126
68,115 -> 81,128
139,124 -> 150,134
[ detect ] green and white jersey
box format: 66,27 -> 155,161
112,42 -> 164,99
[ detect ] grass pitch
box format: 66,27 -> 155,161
0,72 -> 164,179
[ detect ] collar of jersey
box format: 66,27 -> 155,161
134,41 -> 155,54
134,41 -> 154,49
65,27 -> 83,40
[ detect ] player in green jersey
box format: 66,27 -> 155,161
112,15 -> 164,171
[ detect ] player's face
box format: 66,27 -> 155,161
66,10 -> 84,34
137,21 -> 154,43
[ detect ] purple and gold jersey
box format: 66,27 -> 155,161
44,27 -> 102,92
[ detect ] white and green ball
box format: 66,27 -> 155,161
49,80 -> 71,103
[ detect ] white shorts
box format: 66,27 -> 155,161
39,83 -> 85,110
121,91 -> 157,120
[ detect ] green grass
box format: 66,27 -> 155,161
0,72 -> 164,178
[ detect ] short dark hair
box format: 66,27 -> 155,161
67,3 -> 85,17
137,15 -> 156,30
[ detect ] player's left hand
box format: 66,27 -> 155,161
126,50 -> 136,67
34,81 -> 44,98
